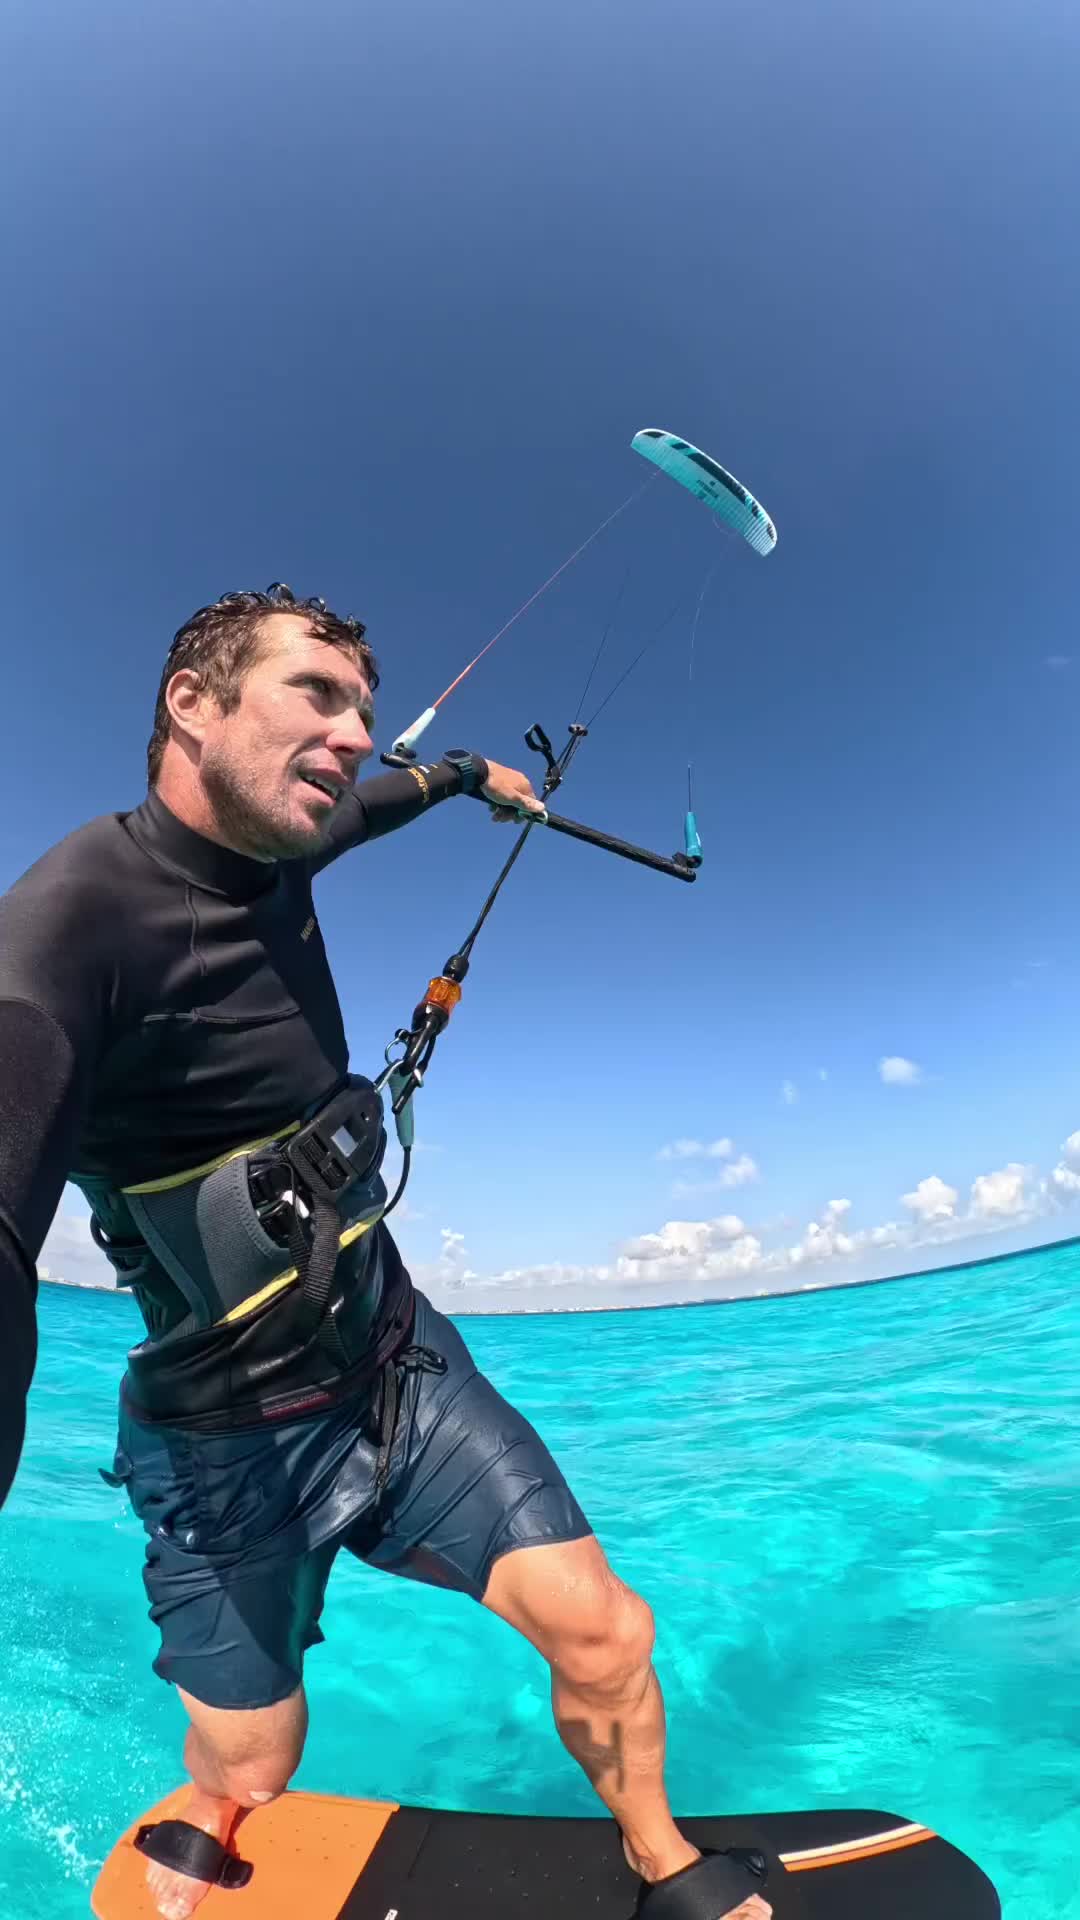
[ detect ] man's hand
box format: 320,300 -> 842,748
480,759 -> 547,824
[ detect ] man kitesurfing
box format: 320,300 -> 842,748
0,582 -> 771,1920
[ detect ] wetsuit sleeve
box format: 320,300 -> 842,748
309,753 -> 489,875
0,871 -> 113,1509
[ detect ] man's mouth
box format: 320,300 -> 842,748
297,772 -> 343,807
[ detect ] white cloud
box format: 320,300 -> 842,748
721,1154 -> 760,1188
787,1199 -> 856,1267
673,1154 -> 760,1198
818,1069 -> 829,1082
429,1260 -> 615,1301
781,1081 -> 799,1106
618,1230 -> 766,1289
622,1215 -> 749,1264
1046,655 -> 1071,670
431,1121 -> 1080,1308
1051,1130 -> 1080,1198
658,1137 -> 734,1162
788,1224 -> 853,1266
868,1222 -> 903,1248
969,1163 -> 1034,1219
880,1056 -> 923,1086
430,1227 -> 477,1292
903,1175 -> 959,1223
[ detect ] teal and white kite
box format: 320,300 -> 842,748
630,427 -> 777,557
387,425 -> 777,875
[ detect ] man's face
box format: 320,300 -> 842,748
194,614 -> 375,859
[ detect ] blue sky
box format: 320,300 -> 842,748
5,0 -> 1079,1307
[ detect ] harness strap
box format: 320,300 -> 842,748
288,1190 -> 351,1362
372,1343 -> 447,1494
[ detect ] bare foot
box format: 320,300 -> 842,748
144,1789 -> 239,1920
621,1831 -> 773,1920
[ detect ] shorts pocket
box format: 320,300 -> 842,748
188,1427 -> 272,1555
114,1408 -> 203,1550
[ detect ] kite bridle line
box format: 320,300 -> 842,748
387,476 -> 657,760
374,704 -> 697,1222
371,429 -> 775,1211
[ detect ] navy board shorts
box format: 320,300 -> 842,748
104,1290 -> 593,1710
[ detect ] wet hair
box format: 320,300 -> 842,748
146,582 -> 378,784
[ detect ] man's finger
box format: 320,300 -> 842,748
489,803 -> 547,824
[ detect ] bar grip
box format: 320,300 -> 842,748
471,794 -> 696,883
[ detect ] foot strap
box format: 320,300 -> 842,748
133,1820 -> 254,1891
634,1845 -> 768,1917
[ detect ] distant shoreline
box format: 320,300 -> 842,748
38,1229 -> 1080,1317
39,1275 -> 121,1294
436,1228 -> 1080,1314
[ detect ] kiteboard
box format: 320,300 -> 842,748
92,1785 -> 1000,1918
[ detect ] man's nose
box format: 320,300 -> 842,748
330,711 -> 374,762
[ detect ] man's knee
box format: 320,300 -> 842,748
183,1685 -> 308,1807
213,1725 -> 305,1806
222,1755 -> 298,1808
553,1581 -> 656,1698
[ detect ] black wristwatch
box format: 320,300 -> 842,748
443,749 -> 484,796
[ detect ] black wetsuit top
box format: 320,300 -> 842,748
0,758 -> 483,1508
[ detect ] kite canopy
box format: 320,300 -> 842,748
631,428 -> 777,557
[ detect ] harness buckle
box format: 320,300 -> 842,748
284,1077 -> 386,1206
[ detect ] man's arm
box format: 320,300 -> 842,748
310,751 -> 544,874
0,843 -> 113,1509
0,997 -> 96,1506
0,1220 -> 37,1504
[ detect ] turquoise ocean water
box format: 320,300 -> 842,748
3,1240 -> 1079,1918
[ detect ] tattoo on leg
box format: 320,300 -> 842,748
562,1718 -> 626,1794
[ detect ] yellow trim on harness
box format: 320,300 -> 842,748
120,1121 -> 304,1195
214,1209 -> 384,1327
114,1121 -> 382,1328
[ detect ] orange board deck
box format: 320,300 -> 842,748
92,1788 -> 1000,1919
